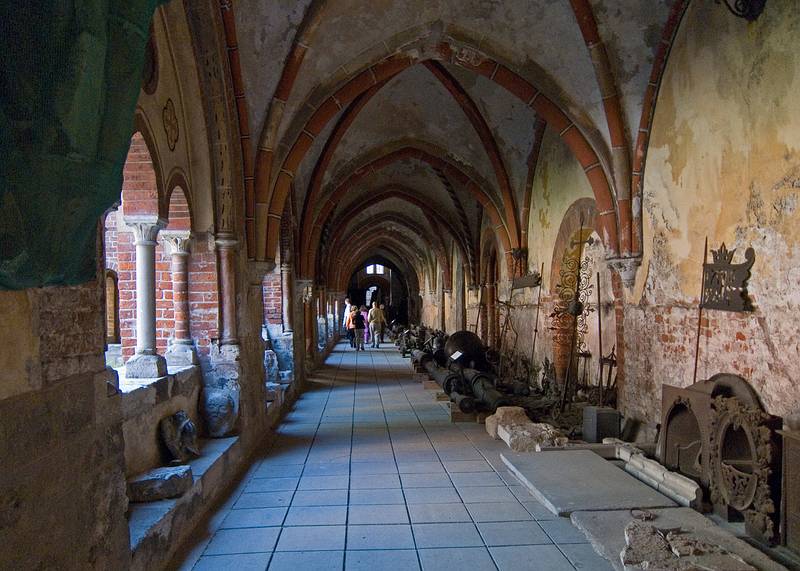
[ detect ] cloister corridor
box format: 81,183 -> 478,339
172,343 -> 609,571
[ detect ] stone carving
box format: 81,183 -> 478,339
127,465 -> 193,502
608,256 -> 641,289
162,97 -> 179,151
452,45 -> 487,68
497,422 -> 567,453
159,410 -> 200,462
200,385 -> 240,437
485,406 -> 530,439
708,395 -> 781,544
621,520 -> 754,570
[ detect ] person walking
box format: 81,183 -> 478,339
368,301 -> 386,348
342,297 -> 352,334
379,303 -> 388,343
353,307 -> 366,351
345,306 -> 357,348
360,305 -> 370,347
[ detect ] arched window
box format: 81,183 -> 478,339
366,264 -> 384,275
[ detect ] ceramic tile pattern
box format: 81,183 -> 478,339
174,343 -> 614,571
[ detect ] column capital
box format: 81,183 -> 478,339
125,216 -> 167,245
161,231 -> 192,255
214,232 -> 238,250
280,262 -> 293,273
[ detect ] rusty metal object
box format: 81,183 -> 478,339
701,243 -> 755,312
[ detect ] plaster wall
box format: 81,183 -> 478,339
625,0 -> 800,423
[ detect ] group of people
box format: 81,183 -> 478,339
343,298 -> 387,351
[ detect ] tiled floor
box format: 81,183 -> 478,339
174,342 -> 613,571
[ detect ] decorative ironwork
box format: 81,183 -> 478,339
701,243 -> 755,312
717,0 -> 767,21
163,98 -> 179,151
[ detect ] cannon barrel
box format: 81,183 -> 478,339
422,359 -> 463,394
461,368 -> 512,412
450,391 -> 477,413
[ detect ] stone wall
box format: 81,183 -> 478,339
623,0 -> 800,423
0,284 -> 131,570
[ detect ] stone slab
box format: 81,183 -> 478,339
501,450 -> 676,516
569,508 -> 788,571
127,465 -> 192,502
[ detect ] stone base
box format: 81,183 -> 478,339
166,343 -> 198,366
105,343 -> 124,368
126,353 -> 167,378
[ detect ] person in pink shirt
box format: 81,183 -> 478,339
360,305 -> 370,346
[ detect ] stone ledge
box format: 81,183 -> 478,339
129,435 -> 241,568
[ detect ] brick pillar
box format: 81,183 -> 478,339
281,262 -> 294,333
163,232 -> 198,366
216,235 -> 238,345
125,216 -> 167,378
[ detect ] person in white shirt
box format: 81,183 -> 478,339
342,297 -> 351,334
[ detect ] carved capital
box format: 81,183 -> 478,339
607,256 -> 642,289
161,231 -> 192,256
215,233 -> 238,251
125,216 -> 167,245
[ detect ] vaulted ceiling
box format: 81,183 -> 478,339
229,0 -> 678,289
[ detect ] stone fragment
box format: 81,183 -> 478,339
200,383 -> 240,438
623,455 -> 702,509
497,422 -> 566,452
485,406 -> 530,439
621,521 -> 755,571
127,465 -> 193,502
159,410 -> 200,461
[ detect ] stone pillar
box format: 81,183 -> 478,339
442,288 -> 450,331
216,234 -> 238,345
296,279 -> 315,368
280,262 -> 294,333
162,232 -> 198,366
125,216 -> 167,378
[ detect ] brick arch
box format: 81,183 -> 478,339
162,169 -> 192,230
335,235 -> 431,292
318,190 -> 468,283
121,128 -> 162,219
297,62 -> 520,272
302,145 -> 511,277
333,224 -> 438,291
323,211 -> 451,289
549,197 -> 597,291
357,274 -> 391,293
254,38 -> 623,265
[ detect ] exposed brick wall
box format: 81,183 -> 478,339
117,231 -> 136,358
121,132 -> 159,217
263,273 -> 282,326
188,245 -> 219,361
105,138 -> 220,364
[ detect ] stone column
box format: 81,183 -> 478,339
442,288 -> 450,331
162,232 -> 198,366
280,262 -> 294,333
125,216 -> 167,378
216,234 -> 238,345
